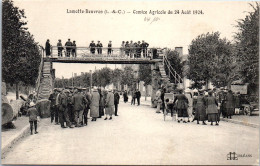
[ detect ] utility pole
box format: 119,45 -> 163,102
72,72 -> 74,87
90,70 -> 92,92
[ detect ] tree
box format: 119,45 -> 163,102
111,68 -> 123,89
139,64 -> 152,100
121,66 -> 135,87
92,68 -> 112,88
187,32 -> 234,89
234,3 -> 259,85
2,0 -> 41,99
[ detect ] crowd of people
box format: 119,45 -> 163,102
48,87 -> 120,129
155,87 -> 242,126
45,39 -> 150,58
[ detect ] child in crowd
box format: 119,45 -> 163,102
28,102 -> 39,135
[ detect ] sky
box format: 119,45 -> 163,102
13,0 -> 254,78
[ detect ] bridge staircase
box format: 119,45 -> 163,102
36,57 -> 54,100
158,54 -> 183,90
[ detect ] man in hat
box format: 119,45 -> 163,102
82,88 -> 91,125
65,39 -> 73,57
57,39 -> 63,57
67,89 -> 74,124
89,40 -> 96,54
107,41 -> 112,55
72,88 -> 87,127
49,89 -> 58,124
71,40 -> 77,57
136,41 -> 142,58
97,41 -> 103,54
141,40 -> 149,58
105,89 -> 114,120
114,89 -> 120,116
45,39 -> 51,57
135,89 -> 141,106
59,89 -> 73,128
129,40 -> 134,58
28,102 -> 39,135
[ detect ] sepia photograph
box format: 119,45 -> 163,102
1,0 -> 259,165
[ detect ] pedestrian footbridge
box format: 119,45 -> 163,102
48,46 -> 162,64
36,46 -> 183,107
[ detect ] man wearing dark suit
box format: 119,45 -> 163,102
97,41 -> 103,54
48,89 -> 58,124
135,90 -> 141,106
89,40 -> 96,54
59,90 -> 73,128
136,41 -> 142,58
108,41 -> 112,55
114,90 -> 120,116
45,39 -> 51,57
72,88 -> 87,127
71,41 -> 77,57
83,88 -> 91,125
65,39 -> 73,57
57,40 -> 63,57
141,40 -> 149,58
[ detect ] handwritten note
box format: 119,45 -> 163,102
144,17 -> 160,24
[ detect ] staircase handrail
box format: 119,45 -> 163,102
163,53 -> 183,83
35,46 -> 44,99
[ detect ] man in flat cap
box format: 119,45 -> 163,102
72,88 -> 87,127
65,39 -> 73,57
107,41 -> 112,55
97,41 -> 103,54
58,89 -> 73,128
89,40 -> 96,54
57,39 -> 63,57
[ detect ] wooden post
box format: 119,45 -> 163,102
15,83 -> 19,100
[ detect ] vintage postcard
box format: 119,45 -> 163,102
1,0 -> 259,165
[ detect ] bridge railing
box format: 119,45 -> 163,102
49,46 -> 154,60
163,51 -> 183,84
35,46 -> 44,99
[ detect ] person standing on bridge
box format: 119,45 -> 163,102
125,41 -> 130,58
120,41 -> 125,57
141,40 -> 149,58
89,40 -> 96,54
71,41 -> 77,57
57,39 -> 63,57
129,40 -> 134,59
107,41 -> 112,56
45,39 -> 51,57
137,41 -> 142,58
97,41 -> 103,54
65,39 -> 73,57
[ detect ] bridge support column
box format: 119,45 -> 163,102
151,63 -> 161,108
